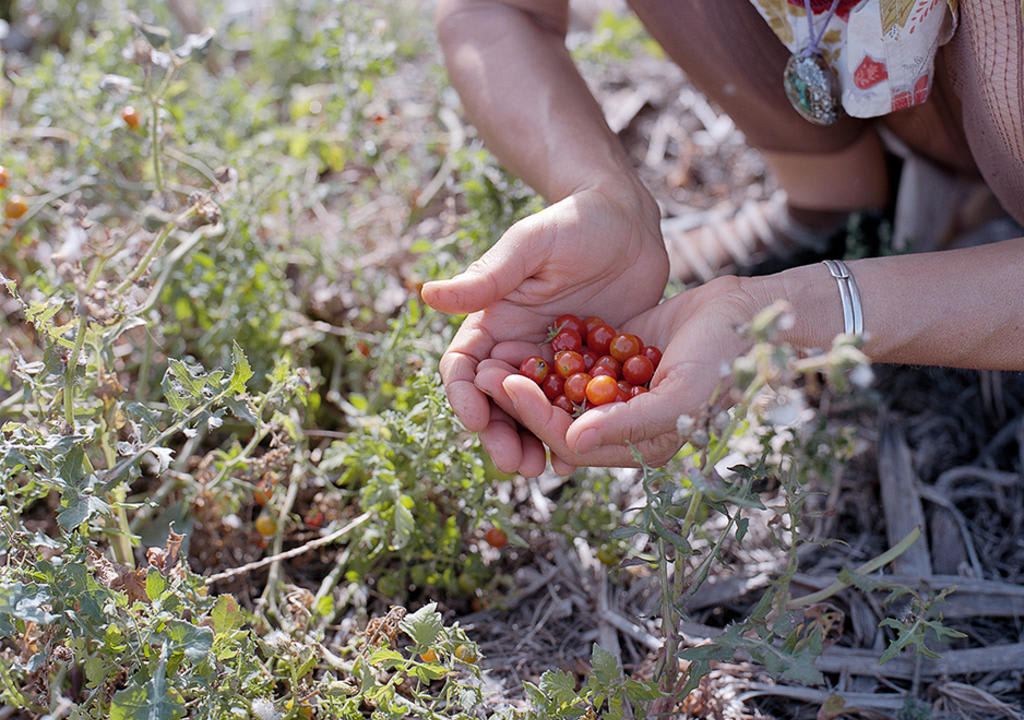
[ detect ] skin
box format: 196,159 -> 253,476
421,0 -> 668,475
424,0 -> 1024,474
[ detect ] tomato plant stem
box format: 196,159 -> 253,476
63,315 -> 88,428
787,527 -> 922,609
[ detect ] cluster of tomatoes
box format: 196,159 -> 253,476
518,314 -> 662,416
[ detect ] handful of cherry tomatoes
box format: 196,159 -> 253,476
518,314 -> 662,417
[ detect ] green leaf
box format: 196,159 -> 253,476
57,493 -> 110,530
399,602 -> 442,647
367,649 -> 404,669
392,495 -> 414,549
211,594 -> 242,634
538,669 -> 577,705
590,644 -> 619,686
145,569 -> 167,602
109,646 -> 184,720
228,342 -> 253,393
169,359 -> 204,398
163,620 -> 213,663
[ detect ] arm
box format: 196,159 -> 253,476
478,238 -> 1024,468
434,0 -> 641,203
777,237 -> 1024,370
423,0 -> 668,476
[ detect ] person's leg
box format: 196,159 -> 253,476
626,1 -> 891,281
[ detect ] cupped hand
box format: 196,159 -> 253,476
420,182 -> 668,476
474,275 -> 770,469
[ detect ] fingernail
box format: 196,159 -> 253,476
575,429 -> 597,454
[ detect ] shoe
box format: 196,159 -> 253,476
662,191 -> 854,285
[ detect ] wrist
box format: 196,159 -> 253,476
746,263 -> 849,352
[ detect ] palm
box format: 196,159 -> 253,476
478,277 -> 759,469
422,187 -> 668,474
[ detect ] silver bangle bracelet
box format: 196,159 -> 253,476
821,259 -> 863,335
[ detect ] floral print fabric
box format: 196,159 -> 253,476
751,0 -> 958,117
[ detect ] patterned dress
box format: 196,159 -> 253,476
749,0 -> 958,117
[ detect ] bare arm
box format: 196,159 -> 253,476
436,0 -> 646,203
774,237 -> 1024,370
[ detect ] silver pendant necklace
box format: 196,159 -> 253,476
783,0 -> 843,126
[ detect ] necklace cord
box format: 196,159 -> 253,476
802,0 -> 843,57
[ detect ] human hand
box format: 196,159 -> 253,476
473,275 -> 768,469
421,181 -> 668,476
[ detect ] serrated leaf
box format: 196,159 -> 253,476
623,679 -> 660,703
399,602 -> 442,647
368,649 -> 404,669
169,359 -> 204,398
590,643 -> 619,686
538,668 -> 577,705
228,342 -> 253,393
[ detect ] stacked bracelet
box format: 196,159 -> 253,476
821,259 -> 863,335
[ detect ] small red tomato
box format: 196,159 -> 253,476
554,350 -> 586,378
616,381 -> 632,402
306,510 -> 324,528
583,316 -> 606,335
121,105 -> 141,129
540,372 -> 565,400
629,385 -> 649,399
585,374 -> 620,406
355,339 -> 371,357
552,394 -> 574,414
552,313 -> 586,337
609,334 -> 643,362
641,345 -> 663,368
550,328 -> 583,353
484,527 -> 508,549
4,195 -> 28,220
564,372 -> 592,405
519,356 -> 549,385
0,165 -> 9,189
586,324 -> 616,356
592,355 -> 620,380
581,347 -> 599,370
253,482 -> 272,506
622,354 -> 655,385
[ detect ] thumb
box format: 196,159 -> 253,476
420,219 -> 543,315
565,374 -> 704,466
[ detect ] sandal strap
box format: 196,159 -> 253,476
662,192 -> 848,285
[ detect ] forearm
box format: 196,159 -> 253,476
763,238 -> 1024,370
436,0 -> 640,202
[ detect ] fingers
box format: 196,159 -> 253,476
437,314 -> 502,431
497,367 -> 695,467
565,364 -> 713,464
420,219 -> 542,315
